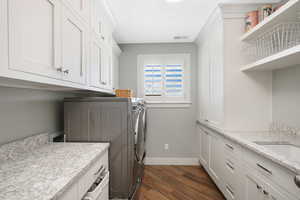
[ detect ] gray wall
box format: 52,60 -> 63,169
0,86 -> 70,145
119,43 -> 198,158
272,65 -> 300,128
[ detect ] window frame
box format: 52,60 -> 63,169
137,54 -> 191,107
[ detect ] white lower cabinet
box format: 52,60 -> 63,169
199,126 -> 209,168
241,165 -> 295,200
267,183 -> 293,200
209,133 -> 223,183
59,150 -> 109,200
198,124 -> 299,200
60,182 -> 79,200
242,170 -> 265,200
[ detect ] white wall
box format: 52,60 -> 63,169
0,86 -> 73,145
272,65 -> 300,129
119,43 -> 198,159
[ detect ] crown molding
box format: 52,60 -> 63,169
102,0 -> 117,29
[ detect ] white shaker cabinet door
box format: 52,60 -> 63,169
8,0 -> 62,79
200,128 -> 210,168
107,49 -> 113,90
198,42 -> 211,122
62,6 -> 87,85
91,0 -> 103,37
112,54 -> 119,90
267,184 -> 296,200
242,171 -> 264,200
100,45 -> 110,89
209,133 -> 223,182
90,37 -> 103,88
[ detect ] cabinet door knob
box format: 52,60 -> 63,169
294,175 -> 300,188
263,190 -> 269,196
63,69 -> 69,74
226,144 -> 234,150
256,185 -> 262,190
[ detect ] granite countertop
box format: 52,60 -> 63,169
198,120 -> 300,175
0,140 -> 109,200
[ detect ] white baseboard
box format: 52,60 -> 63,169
144,157 -> 199,166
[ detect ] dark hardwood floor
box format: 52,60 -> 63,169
134,165 -> 225,200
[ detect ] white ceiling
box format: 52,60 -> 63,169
105,0 -> 280,44
106,0 -> 221,44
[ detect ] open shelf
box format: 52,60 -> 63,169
241,45 -> 300,72
241,0 -> 300,42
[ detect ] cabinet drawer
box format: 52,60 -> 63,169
223,158 -> 237,185
242,147 -> 300,198
223,137 -> 241,159
59,181 -> 79,200
224,184 -> 237,200
78,151 -> 108,199
222,156 -> 242,199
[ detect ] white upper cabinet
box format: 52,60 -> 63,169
8,0 -> 62,79
63,0 -> 91,23
89,0 -> 114,92
196,5 -> 272,132
1,0 -> 117,93
197,9 -> 223,128
90,35 -> 113,91
90,37 -> 103,88
198,41 -> 210,123
91,0 -> 113,44
91,0 -> 104,38
101,44 -> 113,90
112,39 -> 121,90
61,5 -> 87,85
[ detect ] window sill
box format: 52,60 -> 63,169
145,101 -> 192,109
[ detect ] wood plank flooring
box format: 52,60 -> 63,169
134,165 -> 225,200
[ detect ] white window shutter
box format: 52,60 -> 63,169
164,64 -> 184,97
144,64 -> 163,96
138,54 -> 190,103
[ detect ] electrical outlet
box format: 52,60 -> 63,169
164,144 -> 169,150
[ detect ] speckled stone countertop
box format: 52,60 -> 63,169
198,121 -> 300,175
0,134 -> 109,200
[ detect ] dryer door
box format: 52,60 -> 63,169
135,107 -> 146,163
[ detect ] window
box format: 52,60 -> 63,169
138,54 -> 191,106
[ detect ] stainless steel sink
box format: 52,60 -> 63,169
254,141 -> 300,163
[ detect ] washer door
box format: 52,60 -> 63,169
135,108 -> 146,162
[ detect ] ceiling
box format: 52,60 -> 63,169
105,0 -> 280,44
106,0 -> 220,44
